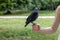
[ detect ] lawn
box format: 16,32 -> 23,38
0,10 -> 55,16
0,18 -> 59,40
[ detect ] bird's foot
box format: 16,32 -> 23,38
31,22 -> 36,25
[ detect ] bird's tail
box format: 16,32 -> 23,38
25,23 -> 28,27
25,22 -> 29,27
25,24 -> 27,27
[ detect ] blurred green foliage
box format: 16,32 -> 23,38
0,0 -> 60,11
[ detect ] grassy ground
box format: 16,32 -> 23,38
0,18 -> 59,40
0,10 -> 55,16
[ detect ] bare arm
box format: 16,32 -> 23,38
32,5 -> 60,34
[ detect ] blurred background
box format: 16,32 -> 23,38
0,0 -> 60,40
0,0 -> 60,15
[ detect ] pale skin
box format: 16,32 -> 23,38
32,5 -> 60,34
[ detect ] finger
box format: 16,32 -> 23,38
32,24 -> 36,26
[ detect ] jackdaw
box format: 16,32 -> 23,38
25,7 -> 39,27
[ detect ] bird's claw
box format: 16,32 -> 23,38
31,22 -> 36,25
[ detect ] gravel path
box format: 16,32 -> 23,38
0,16 -> 55,18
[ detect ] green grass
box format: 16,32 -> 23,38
0,18 -> 59,40
0,10 -> 55,16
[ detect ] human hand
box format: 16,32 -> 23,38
32,24 -> 40,32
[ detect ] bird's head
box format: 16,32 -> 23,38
33,7 -> 40,12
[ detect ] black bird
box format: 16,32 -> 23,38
25,7 -> 39,27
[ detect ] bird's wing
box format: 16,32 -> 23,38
26,12 -> 33,20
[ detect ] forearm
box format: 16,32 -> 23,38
40,27 -> 57,34
39,18 -> 59,34
39,19 -> 59,34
